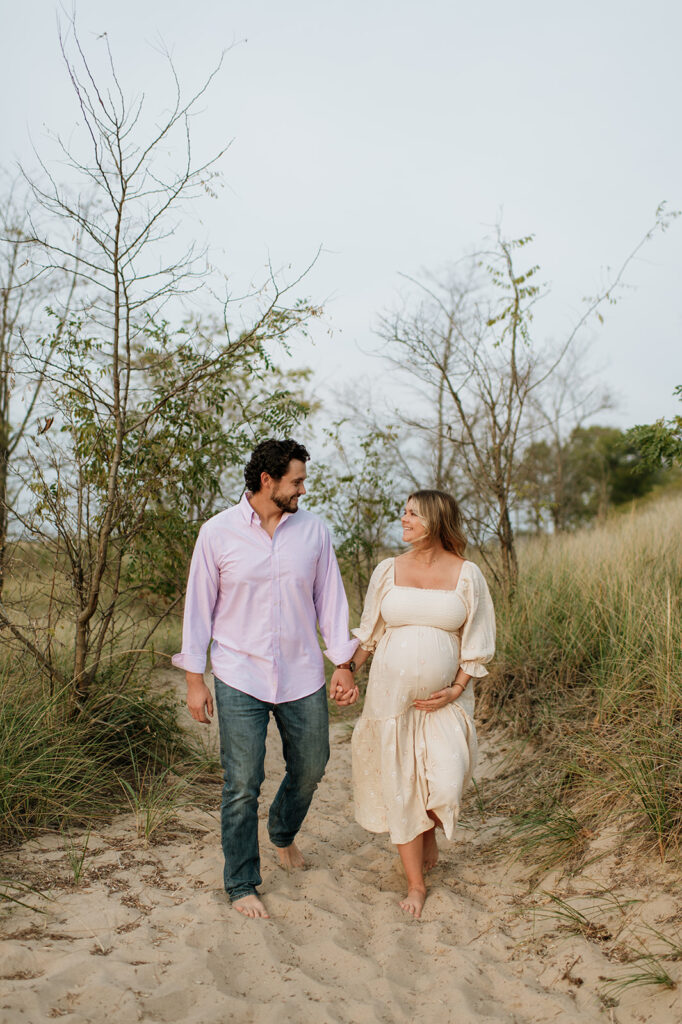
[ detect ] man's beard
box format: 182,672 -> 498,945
272,492 -> 299,513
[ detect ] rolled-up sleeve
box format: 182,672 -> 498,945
171,526 -> 219,673
313,526 -> 359,665
459,562 -> 496,677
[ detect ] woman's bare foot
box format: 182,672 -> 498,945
399,886 -> 427,919
422,827 -> 439,871
233,894 -> 269,919
275,841 -> 305,870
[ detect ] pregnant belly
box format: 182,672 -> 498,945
374,625 -> 460,701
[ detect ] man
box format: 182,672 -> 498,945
172,438 -> 358,919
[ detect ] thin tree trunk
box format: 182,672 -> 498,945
497,498 -> 518,599
72,192 -> 126,702
0,440 -> 9,600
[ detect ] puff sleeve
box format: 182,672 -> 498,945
351,558 -> 394,653
458,561 -> 496,677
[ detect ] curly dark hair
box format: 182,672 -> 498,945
244,438 -> 310,493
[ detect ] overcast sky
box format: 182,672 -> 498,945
3,0 -> 681,427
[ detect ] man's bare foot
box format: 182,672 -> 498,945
233,893 -> 269,919
275,841 -> 305,870
423,827 -> 439,872
399,886 -> 427,919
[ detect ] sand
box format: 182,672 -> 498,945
1,685 -> 680,1024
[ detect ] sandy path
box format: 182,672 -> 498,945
1,692 -> 680,1024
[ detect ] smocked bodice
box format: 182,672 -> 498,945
380,584 -> 468,632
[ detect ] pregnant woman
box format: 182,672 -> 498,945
349,489 -> 495,918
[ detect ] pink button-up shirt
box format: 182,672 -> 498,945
172,493 -> 358,702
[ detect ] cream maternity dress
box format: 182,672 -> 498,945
351,558 -> 495,846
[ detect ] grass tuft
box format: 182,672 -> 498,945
601,956 -> 677,996
0,660 -> 212,847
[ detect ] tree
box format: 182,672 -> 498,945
517,339 -> 613,532
374,212 -> 677,597
376,232 -> 551,596
571,426 -> 660,515
517,425 -> 659,528
513,438 -> 557,533
628,385 -> 682,470
1,19 -> 318,703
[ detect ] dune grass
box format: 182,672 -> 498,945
0,657 -> 213,848
481,496 -> 682,865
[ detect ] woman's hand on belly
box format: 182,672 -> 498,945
414,670 -> 471,712
412,685 -> 457,713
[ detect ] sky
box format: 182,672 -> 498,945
3,0 -> 681,428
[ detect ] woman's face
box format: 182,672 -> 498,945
401,499 -> 428,545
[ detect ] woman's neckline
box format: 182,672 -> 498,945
391,557 -> 470,593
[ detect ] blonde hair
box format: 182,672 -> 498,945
407,489 -> 467,556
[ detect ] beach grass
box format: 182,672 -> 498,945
481,495 -> 682,865
0,657 -> 212,848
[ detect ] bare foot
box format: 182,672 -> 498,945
275,841 -> 305,870
399,886 -> 427,919
423,827 -> 439,872
233,894 -> 269,919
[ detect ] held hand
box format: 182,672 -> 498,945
334,683 -> 359,707
329,667 -> 358,706
329,667 -> 353,700
413,685 -> 459,713
186,673 -> 214,724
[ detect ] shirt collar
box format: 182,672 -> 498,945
239,491 -> 292,528
239,492 -> 258,524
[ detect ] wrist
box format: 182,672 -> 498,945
336,660 -> 356,673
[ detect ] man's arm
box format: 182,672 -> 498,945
312,525 -> 359,698
171,526 -> 219,725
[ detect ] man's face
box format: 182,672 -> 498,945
269,459 -> 307,514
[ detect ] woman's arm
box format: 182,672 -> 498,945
333,559 -> 393,706
352,646 -> 372,671
412,668 -> 473,712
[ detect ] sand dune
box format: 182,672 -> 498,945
1,699 -> 680,1024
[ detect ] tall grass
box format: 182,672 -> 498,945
0,659 -> 209,847
481,496 -> 682,862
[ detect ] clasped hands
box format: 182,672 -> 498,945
329,667 -> 359,707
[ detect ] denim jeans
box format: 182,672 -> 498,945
213,678 -> 330,902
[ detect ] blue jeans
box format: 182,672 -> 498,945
213,679 -> 330,903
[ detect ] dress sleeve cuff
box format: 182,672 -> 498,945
324,638 -> 360,665
459,660 -> 489,678
351,628 -> 377,653
171,653 -> 208,673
